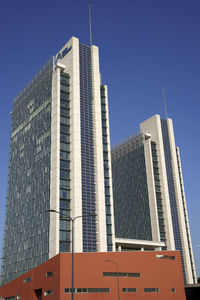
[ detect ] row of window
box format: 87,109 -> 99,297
59,72 -> 71,253
103,272 -> 140,277
2,288 -> 177,299
151,142 -> 167,248
62,287 -> 176,294
101,87 -> 112,252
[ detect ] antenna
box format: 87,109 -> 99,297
162,87 -> 168,119
89,0 -> 93,46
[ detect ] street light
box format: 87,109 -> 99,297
106,259 -> 120,300
46,209 -> 96,300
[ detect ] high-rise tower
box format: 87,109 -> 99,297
111,114 -> 196,284
1,37 -> 115,284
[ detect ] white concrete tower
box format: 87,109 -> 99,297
140,114 -> 196,284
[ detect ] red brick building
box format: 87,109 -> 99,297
0,251 -> 186,300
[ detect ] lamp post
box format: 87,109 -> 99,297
106,259 -> 120,300
46,209 -> 96,300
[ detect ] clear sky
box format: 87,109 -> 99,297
0,0 -> 200,277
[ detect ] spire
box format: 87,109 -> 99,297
89,0 -> 93,46
162,87 -> 168,119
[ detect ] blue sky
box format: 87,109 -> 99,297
0,0 -> 200,276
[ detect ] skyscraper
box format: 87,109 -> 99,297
111,114 -> 196,284
1,37 -> 115,284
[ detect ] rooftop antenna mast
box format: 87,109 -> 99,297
89,0 -> 93,46
162,87 -> 168,119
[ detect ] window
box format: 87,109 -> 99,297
103,272 -> 140,277
106,224 -> 112,234
104,178 -> 110,186
60,230 -> 70,241
107,234 -> 112,244
60,133 -> 70,143
44,290 -> 53,296
144,288 -> 159,293
60,142 -> 70,152
102,112 -> 106,119
60,160 -> 70,170
60,208 -> 70,218
60,91 -> 70,100
105,186 -> 110,195
60,99 -> 70,109
60,151 -> 70,160
60,75 -> 69,85
60,84 -> 70,93
60,179 -> 70,189
102,120 -> 107,127
103,143 -> 108,151
60,189 -> 70,199
60,169 -> 70,180
171,288 -> 176,293
46,272 -> 53,277
104,169 -> 109,177
102,127 -> 107,135
60,199 -> 70,209
60,219 -> 70,230
122,288 -> 137,293
156,255 -> 176,260
24,276 -> 32,283
87,288 -> 110,293
106,205 -> 111,214
105,196 -> 110,204
60,116 -> 70,125
60,241 -> 70,252
106,215 -> 111,224
103,135 -> 107,143
64,288 -> 110,293
60,107 -> 70,117
60,124 -> 70,134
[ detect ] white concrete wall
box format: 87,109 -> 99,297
50,37 -> 83,254
167,119 -> 196,284
176,146 -> 197,283
49,66 -> 60,259
60,37 -> 83,253
140,115 -> 175,250
143,138 -> 160,244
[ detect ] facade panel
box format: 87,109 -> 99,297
112,134 -> 152,242
2,59 -> 53,283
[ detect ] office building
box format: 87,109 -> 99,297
111,114 -> 196,284
0,251 -> 186,300
1,37 -> 115,284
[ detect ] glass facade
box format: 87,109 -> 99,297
59,72 -> 71,252
79,44 -> 97,252
111,134 -> 152,241
2,58 -> 53,284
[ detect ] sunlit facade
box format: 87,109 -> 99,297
112,114 -> 196,284
1,37 -> 115,284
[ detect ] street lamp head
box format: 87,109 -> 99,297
45,209 -> 58,214
45,209 -> 71,220
106,259 -> 117,265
